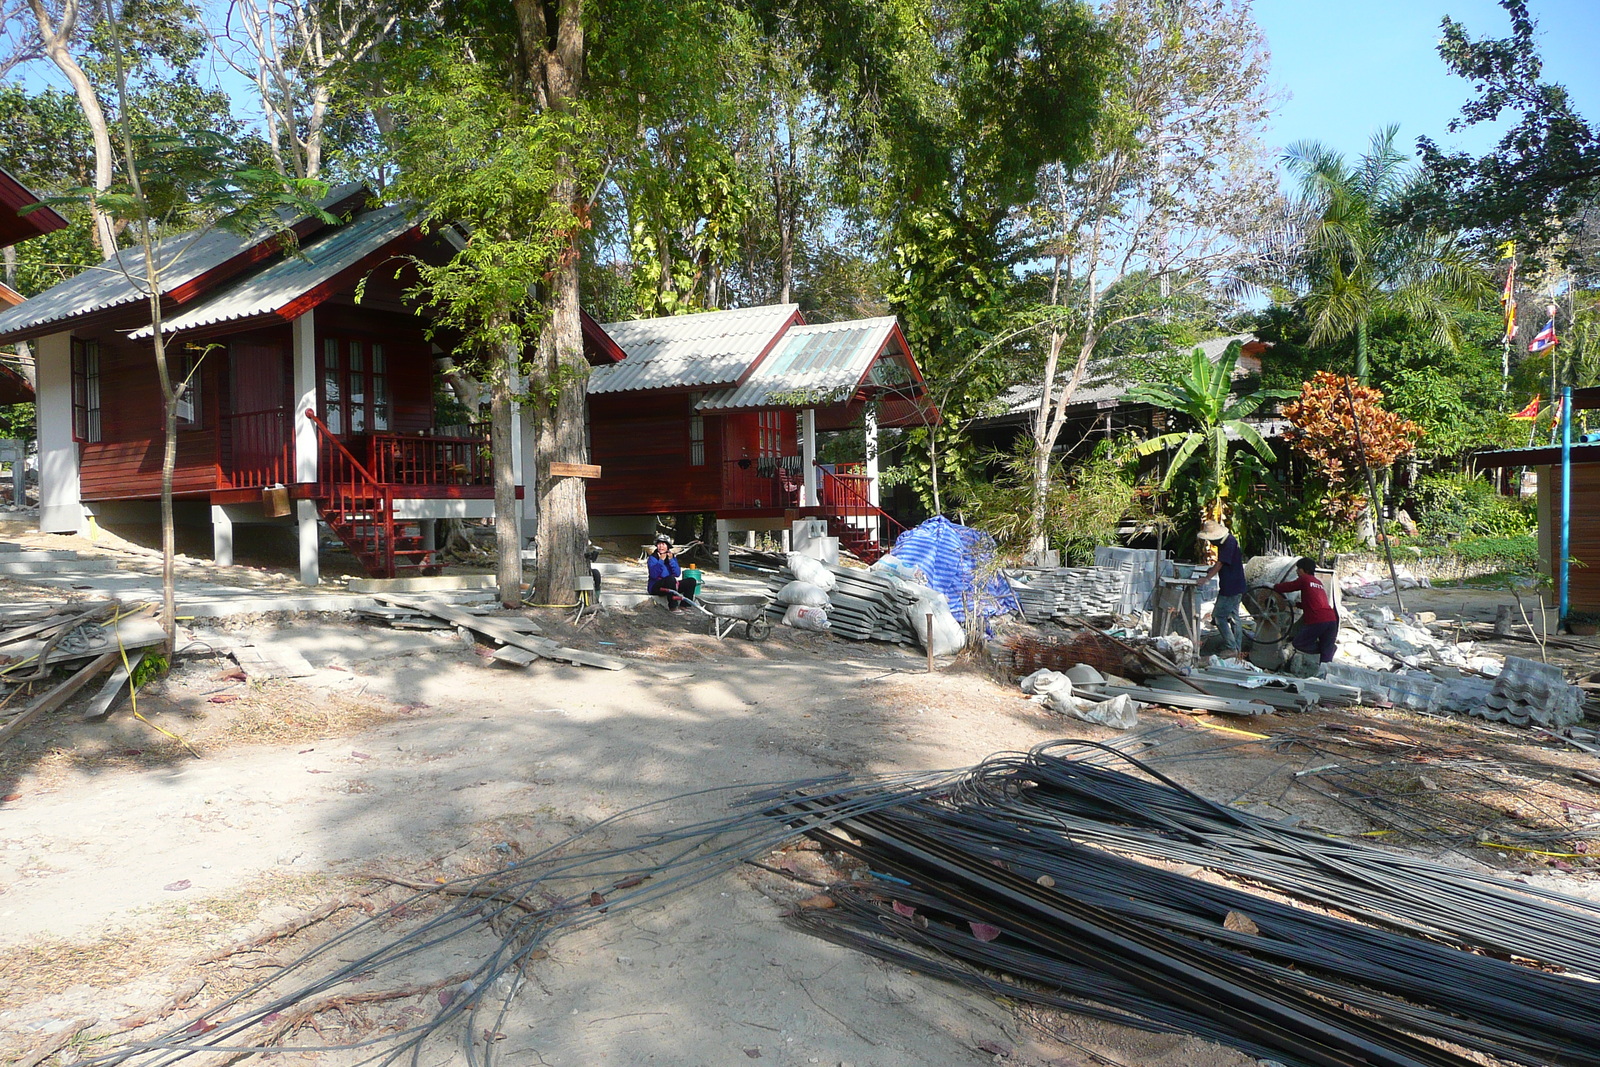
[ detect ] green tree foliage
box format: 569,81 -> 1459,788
1127,341 -> 1288,503
1282,126 -> 1494,383
955,443 -> 1135,563
1254,305 -> 1521,459
1407,0 -> 1600,266
1410,471 -> 1534,539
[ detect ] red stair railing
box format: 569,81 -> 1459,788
306,410 -> 397,577
817,466 -> 904,558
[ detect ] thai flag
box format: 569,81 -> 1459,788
1528,318 -> 1558,354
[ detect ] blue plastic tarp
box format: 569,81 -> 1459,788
888,516 -> 1019,623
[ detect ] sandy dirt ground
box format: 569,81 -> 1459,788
2,548 -> 1599,1067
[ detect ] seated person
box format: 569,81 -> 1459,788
647,537 -> 688,610
1271,557 -> 1339,665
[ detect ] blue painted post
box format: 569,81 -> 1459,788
1560,386 -> 1572,626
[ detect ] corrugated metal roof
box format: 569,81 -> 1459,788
985,334 -> 1261,421
696,317 -> 896,411
128,205 -> 416,338
587,303 -> 798,394
0,182 -> 365,344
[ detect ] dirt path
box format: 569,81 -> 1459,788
2,588 -> 1598,1067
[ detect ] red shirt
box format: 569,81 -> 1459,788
1273,573 -> 1337,625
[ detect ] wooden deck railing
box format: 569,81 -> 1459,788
221,409 -> 292,489
367,431 -> 490,487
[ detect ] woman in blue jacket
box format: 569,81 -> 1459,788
647,538 -> 685,610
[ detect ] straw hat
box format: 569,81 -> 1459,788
1198,519 -> 1229,541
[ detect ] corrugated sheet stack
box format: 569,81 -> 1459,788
765,564 -> 922,643
1001,566 -> 1131,620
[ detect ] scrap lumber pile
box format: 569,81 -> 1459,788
0,601 -> 166,745
762,564 -> 921,643
1001,566 -> 1131,620
371,594 -> 625,670
773,742 -> 1600,1067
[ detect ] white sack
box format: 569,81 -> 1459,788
786,553 -> 836,592
776,580 -> 831,607
906,584 -> 965,657
782,604 -> 831,631
1074,693 -> 1141,730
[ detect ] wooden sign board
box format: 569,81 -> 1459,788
549,462 -> 602,479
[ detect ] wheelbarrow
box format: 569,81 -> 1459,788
671,590 -> 773,641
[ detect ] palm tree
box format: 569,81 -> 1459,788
1127,342 -> 1289,503
1284,126 -> 1491,382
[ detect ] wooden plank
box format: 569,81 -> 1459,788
0,616 -> 166,674
0,651 -> 121,745
491,645 -> 539,667
549,461 -> 602,479
230,641 -> 315,679
375,595 -> 623,670
83,651 -> 145,721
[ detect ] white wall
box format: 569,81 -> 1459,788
35,331 -> 82,533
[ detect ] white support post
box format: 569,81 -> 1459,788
863,404 -> 881,541
291,312 -> 319,586
292,311 -> 318,484
211,505 -> 234,567
515,370 -> 538,550
35,332 -> 83,533
297,499 -> 320,585
801,408 -> 818,507
717,518 -> 731,574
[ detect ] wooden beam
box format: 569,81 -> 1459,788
373,595 -> 625,670
0,651 -> 122,746
548,462 -> 602,479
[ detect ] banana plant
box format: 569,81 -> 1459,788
1125,341 -> 1292,504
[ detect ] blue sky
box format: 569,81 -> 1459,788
1255,0 -> 1600,162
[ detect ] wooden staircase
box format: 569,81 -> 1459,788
818,468 -> 903,565
307,413 -> 439,579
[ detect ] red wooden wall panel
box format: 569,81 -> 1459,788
80,433 -> 221,499
587,393 -> 723,515
82,330 -> 223,497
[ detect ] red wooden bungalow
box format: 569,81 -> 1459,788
0,186 -> 618,581
587,305 -> 936,568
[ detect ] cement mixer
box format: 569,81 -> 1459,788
1238,555 -> 1341,673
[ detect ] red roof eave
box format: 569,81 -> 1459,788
0,168 -> 68,248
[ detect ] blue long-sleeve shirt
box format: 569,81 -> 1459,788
647,554 -> 681,586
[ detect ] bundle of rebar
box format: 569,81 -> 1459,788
771,741 -> 1600,1067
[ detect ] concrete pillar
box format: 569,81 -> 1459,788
864,405 -> 880,507
292,310 -> 318,484
211,504 -> 234,567
863,404 -> 881,542
801,408 -> 818,506
420,518 -> 437,552
717,518 -> 731,574
35,331 -> 83,533
512,366 -> 538,548
297,499 -> 320,585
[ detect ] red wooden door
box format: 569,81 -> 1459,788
225,340 -> 291,487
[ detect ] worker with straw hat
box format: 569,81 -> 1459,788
1200,518 -> 1246,658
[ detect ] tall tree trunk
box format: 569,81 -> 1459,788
28,0 -> 117,258
2,247 -> 32,390
490,356 -> 520,606
1355,317 -> 1369,384
515,0 -> 590,605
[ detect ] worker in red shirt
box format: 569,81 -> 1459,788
1270,557 -> 1339,664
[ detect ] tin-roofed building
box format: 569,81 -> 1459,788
0,187 -> 935,580
587,307 -> 935,565
0,189 -> 625,582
